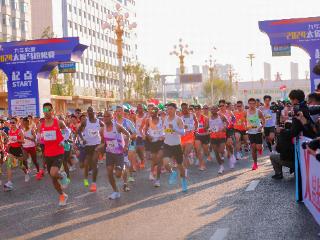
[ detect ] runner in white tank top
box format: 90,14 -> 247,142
78,106 -> 104,192
163,103 -> 188,192
145,106 -> 165,186
99,110 -> 130,200
135,104 -> 146,169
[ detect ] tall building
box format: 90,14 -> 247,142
0,0 -> 31,42
290,62 -> 299,80
264,62 -> 271,81
31,0 -> 138,110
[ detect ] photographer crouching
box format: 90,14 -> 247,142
270,89 -> 320,179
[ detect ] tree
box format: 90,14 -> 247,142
203,78 -> 233,104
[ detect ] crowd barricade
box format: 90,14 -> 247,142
295,136 -> 320,225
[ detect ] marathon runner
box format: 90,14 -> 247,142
135,104 -> 146,169
144,105 -> 165,187
40,103 -> 69,206
233,101 -> 248,160
246,98 -> 265,170
98,110 -> 130,200
209,105 -> 228,173
114,105 -> 137,191
4,117 -> 28,191
218,100 -> 236,168
261,95 -> 276,152
194,105 -> 210,171
163,103 -> 187,192
22,117 -> 43,180
181,103 -> 198,172
78,106 -> 104,192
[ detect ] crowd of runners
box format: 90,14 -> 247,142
0,95 -> 293,206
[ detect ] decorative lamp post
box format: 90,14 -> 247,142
170,38 -> 193,75
205,55 -> 216,105
247,53 -> 255,81
102,3 -> 137,105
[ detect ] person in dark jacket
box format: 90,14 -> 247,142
270,121 -> 295,180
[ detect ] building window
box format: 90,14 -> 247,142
11,0 -> 18,10
73,7 -> 77,14
88,14 -> 91,20
12,18 -> 16,29
84,12 -> 86,18
79,25 -> 82,32
85,58 -> 89,65
20,2 -> 28,13
21,21 -> 27,31
69,21 -> 72,28
79,9 -> 82,17
74,23 -> 78,30
68,4 -> 72,12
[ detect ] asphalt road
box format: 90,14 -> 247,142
0,152 -> 319,240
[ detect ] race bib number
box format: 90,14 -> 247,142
9,136 -> 17,142
165,128 -> 173,134
199,124 -> 204,128
43,130 -> 57,141
106,140 -> 119,152
265,115 -> 272,120
88,129 -> 98,137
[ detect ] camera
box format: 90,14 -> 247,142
270,102 -> 284,113
302,139 -> 320,151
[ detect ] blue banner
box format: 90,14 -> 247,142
0,38 -> 87,117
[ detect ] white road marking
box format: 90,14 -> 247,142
209,228 -> 229,240
245,180 -> 260,191
74,192 -> 93,199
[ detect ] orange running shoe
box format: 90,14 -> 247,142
90,183 -> 97,192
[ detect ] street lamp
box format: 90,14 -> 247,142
247,53 -> 255,81
170,38 -> 193,75
205,56 -> 216,105
102,2 -> 137,105
205,47 -> 217,105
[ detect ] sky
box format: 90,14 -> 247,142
136,0 -> 319,82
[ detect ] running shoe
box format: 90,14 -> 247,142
84,179 -> 89,187
108,192 -> 120,200
218,165 -> 224,174
181,178 -> 188,192
229,155 -> 236,169
24,173 -> 30,182
198,166 -> 206,171
59,172 -> 69,189
252,162 -> 258,170
59,193 -> 68,206
236,152 -> 242,160
149,172 -> 155,181
36,172 -> 43,181
154,179 -> 161,187
4,182 -> 13,191
168,170 -> 178,185
123,184 -> 130,192
128,176 -> 135,182
90,183 -> 97,192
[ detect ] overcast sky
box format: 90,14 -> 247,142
136,0 -> 319,81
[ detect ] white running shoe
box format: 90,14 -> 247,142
149,172 -> 155,181
59,193 -> 68,206
154,180 -> 161,187
218,165 -> 224,174
229,155 -> 236,169
236,152 -> 242,160
108,192 -> 121,200
25,173 -> 30,182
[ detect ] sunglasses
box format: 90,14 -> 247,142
219,105 -> 225,108
43,108 -> 52,113
203,107 -> 208,110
